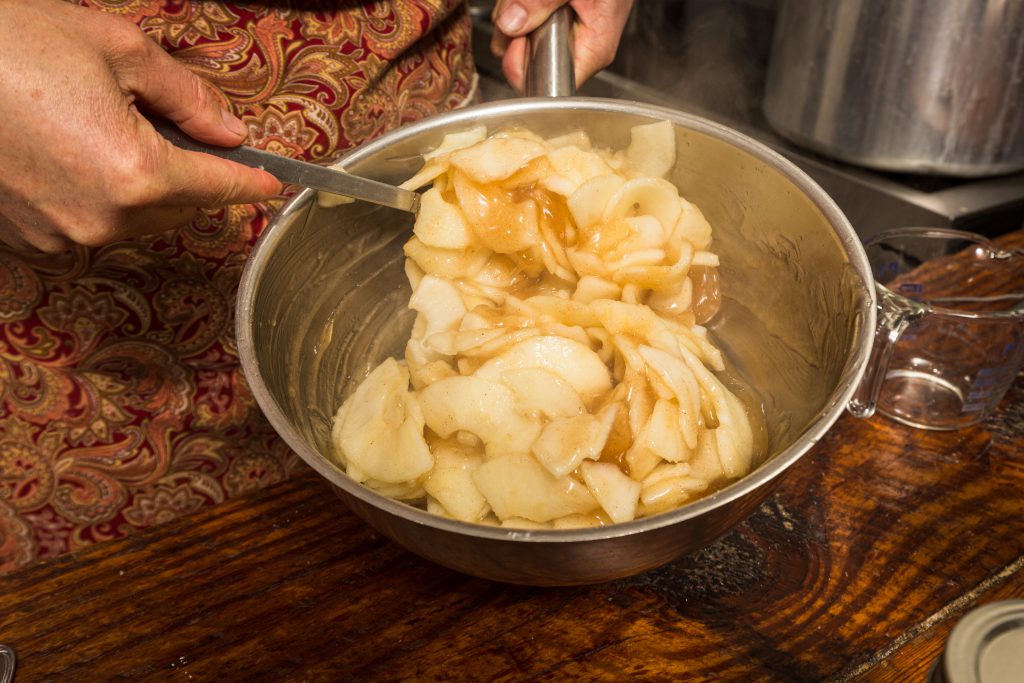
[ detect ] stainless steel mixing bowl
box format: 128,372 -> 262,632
236,97 -> 875,585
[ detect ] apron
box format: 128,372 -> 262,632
0,0 -> 475,573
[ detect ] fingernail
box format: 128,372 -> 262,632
497,3 -> 528,33
222,108 -> 248,138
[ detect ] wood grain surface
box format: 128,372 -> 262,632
0,376 -> 1020,682
0,233 -> 1021,682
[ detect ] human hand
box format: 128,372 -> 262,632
491,0 -> 635,93
0,0 -> 282,252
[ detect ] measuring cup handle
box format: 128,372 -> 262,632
525,6 -> 576,97
848,294 -> 923,419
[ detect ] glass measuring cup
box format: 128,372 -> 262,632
848,227 -> 1024,430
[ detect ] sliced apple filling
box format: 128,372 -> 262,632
330,121 -> 762,528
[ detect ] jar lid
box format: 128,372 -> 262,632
933,600 -> 1024,683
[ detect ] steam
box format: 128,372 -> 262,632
621,1 -> 775,126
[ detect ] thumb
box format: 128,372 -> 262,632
155,133 -> 283,208
493,0 -> 569,37
108,26 -> 248,147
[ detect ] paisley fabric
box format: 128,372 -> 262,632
0,0 -> 475,572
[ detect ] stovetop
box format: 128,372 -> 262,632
469,0 -> 1024,241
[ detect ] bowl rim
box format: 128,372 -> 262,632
237,96 -> 876,544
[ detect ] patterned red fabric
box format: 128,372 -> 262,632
0,0 -> 475,573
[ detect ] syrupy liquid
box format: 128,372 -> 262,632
427,170 -> 768,484
690,266 -> 722,324
452,170 -> 726,305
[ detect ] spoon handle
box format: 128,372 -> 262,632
146,115 -> 420,214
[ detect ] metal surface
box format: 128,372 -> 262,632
147,116 -> 420,214
524,6 -> 575,97
472,9 -> 1024,243
0,644 -> 14,683
777,154 -> 1024,242
763,0 -> 1024,177
933,600 -> 1024,683
236,97 -> 875,585
586,72 -> 1024,240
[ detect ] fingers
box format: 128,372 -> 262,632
491,0 -> 635,91
102,23 -> 280,234
492,0 -> 568,94
152,130 -> 284,208
493,0 -> 568,38
105,21 -> 249,147
568,1 -> 634,86
499,37 -> 530,94
0,2 -> 278,252
21,122 -> 282,250
105,26 -> 282,207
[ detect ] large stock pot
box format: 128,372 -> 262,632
763,0 -> 1024,177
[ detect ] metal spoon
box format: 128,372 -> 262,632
146,116 -> 420,214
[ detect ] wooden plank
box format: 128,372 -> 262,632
0,380 -> 1020,682
0,235 -> 1021,681
851,562 -> 1024,682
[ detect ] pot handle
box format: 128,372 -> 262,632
525,6 -> 576,97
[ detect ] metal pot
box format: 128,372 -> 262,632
763,0 -> 1024,177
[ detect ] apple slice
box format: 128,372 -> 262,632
414,187 -> 473,249
331,358 -> 433,484
472,453 -> 598,522
408,275 -> 466,339
532,412 -> 610,478
474,335 -> 612,403
500,367 -> 586,419
580,461 -> 642,524
625,120 -> 676,179
567,174 -> 626,230
423,446 -> 489,523
419,375 -> 541,459
450,137 -> 547,184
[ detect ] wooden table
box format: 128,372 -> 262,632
2,234 -> 1023,681
0,382 -> 1020,682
